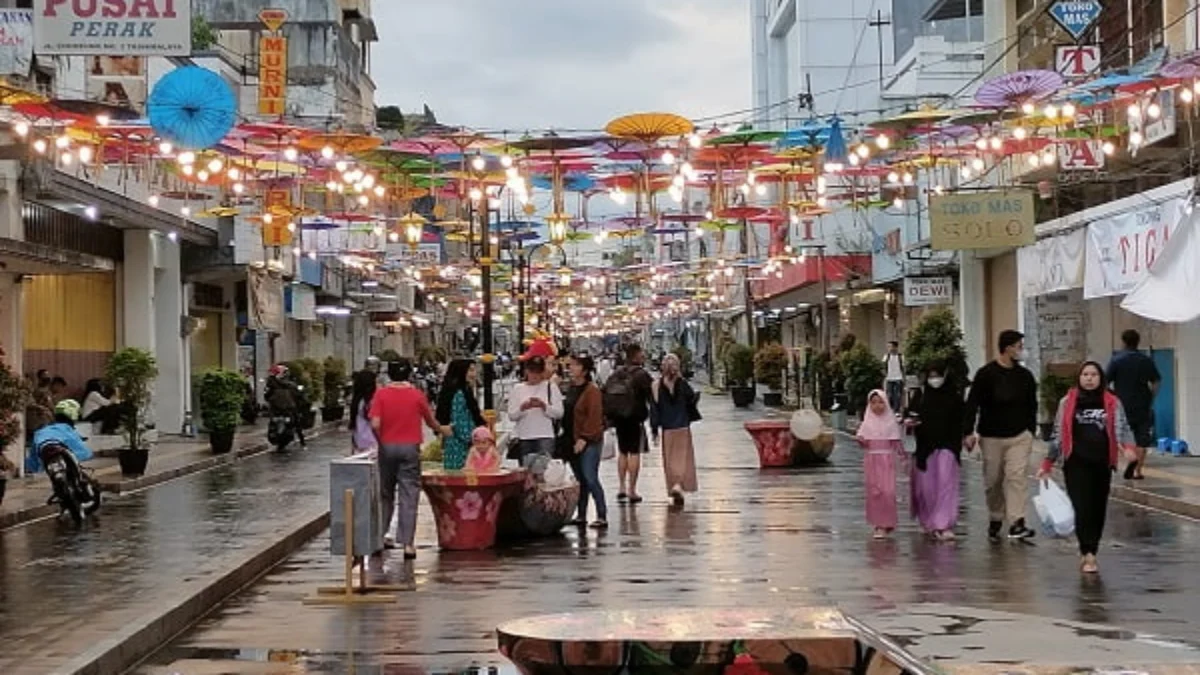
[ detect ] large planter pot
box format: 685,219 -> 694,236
744,420 -> 795,467
209,428 -> 236,455
763,391 -> 784,407
322,405 -> 345,423
118,448 -> 149,477
731,386 -> 756,408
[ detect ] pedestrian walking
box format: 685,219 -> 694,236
348,363 -> 378,453
904,362 -> 967,541
856,389 -> 906,538
506,355 -> 563,472
649,353 -> 701,506
566,353 -> 608,529
436,359 -> 485,471
604,344 -> 653,504
964,330 -> 1039,541
1106,329 -> 1161,480
882,341 -> 906,412
1039,361 -> 1136,574
369,359 -> 451,557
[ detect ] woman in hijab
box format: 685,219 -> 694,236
1039,361 -> 1135,574
905,361 -> 967,541
856,389 -> 906,538
650,353 -> 701,506
436,359 -> 485,470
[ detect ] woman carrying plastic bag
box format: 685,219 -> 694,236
1038,361 -> 1137,575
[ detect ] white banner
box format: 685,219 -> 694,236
288,284 -> 316,322
385,242 -> 440,265
33,0 -> 191,56
248,267 -> 284,333
0,10 -> 33,77
902,276 -> 953,306
1018,228 -> 1085,297
302,226 -> 386,254
1083,198 -> 1184,299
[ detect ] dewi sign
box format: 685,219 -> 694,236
34,0 -> 191,55
929,191 -> 1036,251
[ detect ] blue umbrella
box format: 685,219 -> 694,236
823,117 -> 848,169
147,66 -> 236,150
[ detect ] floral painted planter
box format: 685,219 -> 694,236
743,421 -> 837,468
498,473 -> 582,541
421,468 -> 527,550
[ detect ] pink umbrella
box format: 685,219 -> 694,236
975,70 -> 1064,108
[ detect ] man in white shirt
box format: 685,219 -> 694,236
506,356 -> 563,471
596,354 -> 614,387
882,341 -> 905,412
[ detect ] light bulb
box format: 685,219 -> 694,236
893,197 -> 904,209
60,152 -> 72,165
374,185 -> 385,197
232,182 -> 245,194
471,155 -> 486,171
289,223 -> 298,233
78,146 -> 93,163
358,195 -> 369,206
1130,130 -> 1144,146
283,146 -> 298,161
1043,104 -> 1058,119
1061,103 -> 1076,118
197,170 -> 209,182
55,135 -> 69,149
989,136 -> 1003,151
181,164 -> 194,176
1013,127 -> 1028,140
96,114 -> 110,127
1102,141 -> 1115,155
148,195 -> 159,207
469,187 -> 483,201
688,133 -> 703,148
207,158 -> 223,173
325,181 -> 337,191
1022,102 -> 1036,115
1027,154 -> 1040,167
661,150 -> 675,165
754,183 -> 767,196
84,206 -> 97,219
902,172 -> 914,185
1127,104 -> 1142,118
168,231 -> 178,242
335,160 -> 348,172
875,134 -> 890,149
816,196 -> 827,207
855,144 -> 870,158
1148,102 -> 1162,119
263,213 -> 274,224
972,157 -> 985,171
848,153 -> 860,166
975,137 -> 988,151
13,121 -> 28,137
1182,89 -> 1195,104
1041,150 -> 1056,166
321,145 -> 335,159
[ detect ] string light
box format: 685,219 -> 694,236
321,145 -> 335,159
14,122 -> 28,137
471,155 -> 486,171
54,136 -> 69,149
661,150 -> 675,165
84,206 -> 97,220
207,158 -> 223,173
875,134 -> 890,149
178,151 -> 195,165
148,195 -> 160,207
1013,127 -> 1028,140
284,146 -> 298,161
78,146 -> 93,163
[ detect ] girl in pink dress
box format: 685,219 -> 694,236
856,389 -> 907,538
465,426 -> 501,473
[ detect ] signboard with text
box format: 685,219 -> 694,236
258,34 -> 287,116
1055,44 -> 1100,77
1058,138 -> 1105,170
0,10 -> 33,77
1048,0 -> 1103,41
33,0 -> 191,55
929,191 -> 1036,250
385,242 -> 441,265
1130,90 -> 1177,149
903,276 -> 953,306
1083,198 -> 1184,299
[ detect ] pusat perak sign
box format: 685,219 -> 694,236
34,0 -> 191,56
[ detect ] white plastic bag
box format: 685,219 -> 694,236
543,459 -> 574,489
601,429 -> 617,461
1033,478 -> 1075,537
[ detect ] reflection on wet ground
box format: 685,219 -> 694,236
138,400 -> 1200,673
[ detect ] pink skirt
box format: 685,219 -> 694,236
661,428 -> 698,493
864,451 -> 898,529
910,449 -> 959,532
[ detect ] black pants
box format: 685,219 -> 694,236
1063,456 -> 1112,556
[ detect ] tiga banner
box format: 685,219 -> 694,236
248,267 -> 285,333
34,0 -> 191,56
1083,198 -> 1184,299
0,10 -> 33,77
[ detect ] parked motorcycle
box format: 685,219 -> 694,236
39,441 -> 101,524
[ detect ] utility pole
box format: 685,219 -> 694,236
868,10 -> 892,90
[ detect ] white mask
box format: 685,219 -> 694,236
1013,349 -> 1027,362
927,377 -> 945,389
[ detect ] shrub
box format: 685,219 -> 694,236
197,369 -> 244,432
753,343 -> 789,390
376,349 -> 402,363
323,357 -> 347,407
417,345 -> 447,365
723,343 -> 754,387
839,343 -> 886,415
904,308 -> 969,388
105,348 -> 158,450
285,358 -> 323,407
0,348 -> 29,452
671,344 -> 694,375
1040,373 -> 1074,419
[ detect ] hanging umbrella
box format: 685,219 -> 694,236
974,70 -> 1063,109
605,112 -> 694,142
706,124 -> 783,146
823,117 -> 849,168
147,66 -> 237,150
297,131 -> 382,154
50,98 -> 140,123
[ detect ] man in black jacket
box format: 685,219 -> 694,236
964,330 -> 1038,542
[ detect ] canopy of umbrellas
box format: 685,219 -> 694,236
2,47 -> 1195,337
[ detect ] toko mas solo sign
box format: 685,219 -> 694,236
34,0 -> 191,56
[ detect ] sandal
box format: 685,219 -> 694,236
873,528 -> 887,539
617,492 -> 628,503
589,520 -> 609,530
629,495 -> 644,504
1081,555 -> 1099,574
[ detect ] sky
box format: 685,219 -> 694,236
370,0 -> 752,134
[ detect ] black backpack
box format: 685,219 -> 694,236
603,367 -> 639,421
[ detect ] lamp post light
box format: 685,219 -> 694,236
503,240 -> 567,351
466,175 -> 499,417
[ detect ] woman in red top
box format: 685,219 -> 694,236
370,359 -> 450,558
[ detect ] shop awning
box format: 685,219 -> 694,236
0,237 -> 114,274
752,254 -> 871,300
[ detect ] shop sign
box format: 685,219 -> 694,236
0,10 -> 33,77
902,276 -> 953,306
33,0 -> 191,55
1130,90 -> 1176,149
385,242 -> 440,265
258,32 -> 287,116
1055,44 -> 1100,77
1083,197 -> 1183,299
261,219 -> 292,247
1058,138 -> 1105,170
1017,229 -> 1085,296
248,267 -> 284,333
1048,0 -> 1103,42
929,191 -> 1036,250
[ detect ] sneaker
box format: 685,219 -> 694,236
988,520 -> 1003,542
383,535 -> 396,549
1008,519 -> 1035,540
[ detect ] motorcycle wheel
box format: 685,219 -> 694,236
53,478 -> 83,525
83,479 -> 102,515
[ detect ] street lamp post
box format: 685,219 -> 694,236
467,183 -> 497,417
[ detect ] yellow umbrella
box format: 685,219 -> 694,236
869,106 -> 960,131
195,206 -> 242,218
236,159 -> 305,176
605,112 -> 694,141
297,131 -> 382,154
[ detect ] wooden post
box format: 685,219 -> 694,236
343,488 -> 354,598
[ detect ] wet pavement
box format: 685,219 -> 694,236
135,397 -> 1200,674
0,437 -> 349,674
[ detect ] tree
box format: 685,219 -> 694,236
191,17 -> 218,51
839,343 -> 886,416
376,105 -> 404,131
904,308 -> 969,389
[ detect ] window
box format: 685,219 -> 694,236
1100,0 -> 1164,70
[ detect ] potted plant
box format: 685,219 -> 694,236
724,343 -> 756,408
376,348 -> 402,364
105,347 -> 158,476
754,343 -> 789,407
904,308 -> 970,390
1039,372 -> 1074,441
838,343 -> 886,418
670,344 -> 695,378
197,369 -> 244,454
322,356 -> 347,422
416,344 -> 447,366
0,348 -> 28,503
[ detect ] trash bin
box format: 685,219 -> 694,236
330,455 -> 384,557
